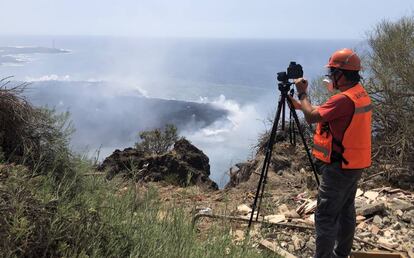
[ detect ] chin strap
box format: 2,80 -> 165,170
332,72 -> 343,89
330,69 -> 340,90
333,72 -> 355,89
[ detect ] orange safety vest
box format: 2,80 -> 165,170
312,83 -> 372,169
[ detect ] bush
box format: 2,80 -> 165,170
365,16 -> 414,169
0,147 -> 4,163
135,124 -> 179,155
0,79 -> 74,180
308,76 -> 334,106
254,110 -> 313,155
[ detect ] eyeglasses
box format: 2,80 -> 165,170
325,68 -> 340,78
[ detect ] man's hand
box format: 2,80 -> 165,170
294,78 -> 308,94
292,77 -> 323,124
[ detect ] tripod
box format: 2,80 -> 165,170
248,79 -> 320,229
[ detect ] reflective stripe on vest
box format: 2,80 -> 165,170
312,84 -> 372,169
313,144 -> 330,157
354,104 -> 373,114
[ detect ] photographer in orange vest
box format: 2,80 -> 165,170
290,48 -> 372,258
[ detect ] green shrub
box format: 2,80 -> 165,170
135,124 -> 179,155
365,16 -> 414,167
308,76 -> 334,105
0,83 -> 74,181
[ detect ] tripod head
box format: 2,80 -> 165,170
278,81 -> 293,94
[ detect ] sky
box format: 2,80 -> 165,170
1,0 -> 414,39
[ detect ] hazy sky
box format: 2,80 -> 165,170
2,0 -> 414,39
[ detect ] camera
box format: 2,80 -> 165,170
277,62 -> 303,82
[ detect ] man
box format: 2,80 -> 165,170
290,48 -> 372,258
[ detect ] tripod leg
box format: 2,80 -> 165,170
282,99 -> 286,130
255,94 -> 288,222
289,89 -> 295,145
292,111 -> 296,145
255,146 -> 273,221
289,111 -> 295,145
289,111 -> 292,144
286,97 -> 320,186
248,94 -> 284,229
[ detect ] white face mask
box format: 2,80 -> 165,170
323,78 -> 334,92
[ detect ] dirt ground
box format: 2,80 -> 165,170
121,141 -> 414,258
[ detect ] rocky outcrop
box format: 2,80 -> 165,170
98,138 -> 218,190
224,141 -> 299,189
225,160 -> 257,189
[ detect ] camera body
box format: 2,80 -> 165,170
277,62 -> 303,82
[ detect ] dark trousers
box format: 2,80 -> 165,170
314,161 -> 362,258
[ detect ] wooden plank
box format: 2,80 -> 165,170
192,213 -> 314,230
351,251 -> 407,258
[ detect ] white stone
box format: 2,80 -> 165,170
237,204 -> 252,214
198,207 -> 212,215
383,230 -> 392,238
305,214 -> 315,225
356,215 -> 366,222
373,215 -> 382,225
378,237 -> 399,249
356,188 -> 364,197
264,214 -> 286,223
364,190 -> 379,201
278,204 -> 289,214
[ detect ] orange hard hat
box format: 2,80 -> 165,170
326,48 -> 361,71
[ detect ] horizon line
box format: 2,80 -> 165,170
0,34 -> 363,41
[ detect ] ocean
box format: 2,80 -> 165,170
0,36 -> 361,187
